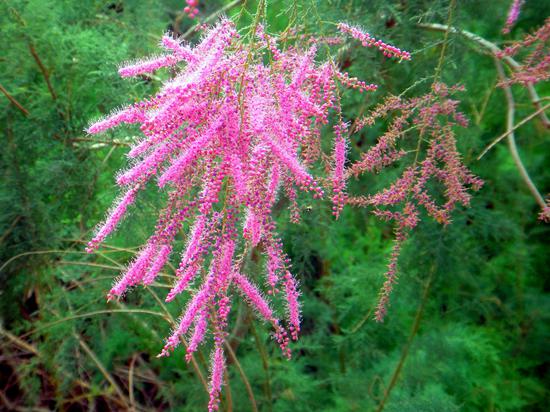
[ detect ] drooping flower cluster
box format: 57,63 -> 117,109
497,17 -> 550,85
86,18 -> 410,410
337,22 -> 412,61
502,0 -> 525,34
347,83 -> 483,321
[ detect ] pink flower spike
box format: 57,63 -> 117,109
118,54 -> 180,78
109,243 -> 157,298
86,185 -> 140,252
143,244 -> 172,285
87,107 -> 144,134
161,35 -> 197,64
243,210 -> 262,246
117,141 -> 171,186
166,262 -> 202,302
331,121 -> 349,218
180,214 -> 208,270
185,309 -> 209,362
337,22 -> 411,61
162,274 -> 214,353
283,271 -> 300,340
502,0 -> 524,34
158,112 -> 225,187
207,344 -> 225,412
233,272 -> 275,322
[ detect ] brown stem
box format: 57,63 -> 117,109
145,288 -> 211,393
28,43 -> 57,101
478,102 -> 550,159
0,215 -> 22,246
250,319 -> 273,411
376,267 -> 435,412
0,83 -> 29,116
224,341 -> 258,412
128,353 -> 138,411
493,58 -> 546,210
224,373 -> 233,412
433,0 -> 457,83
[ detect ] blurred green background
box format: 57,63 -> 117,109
1,0 -> 549,411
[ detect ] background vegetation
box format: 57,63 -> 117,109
1,0 -> 548,410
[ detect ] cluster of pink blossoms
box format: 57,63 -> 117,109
337,22 -> 412,61
497,17 -> 550,86
502,0 -> 524,34
86,18 -> 413,410
347,83 -> 483,321
184,0 -> 200,19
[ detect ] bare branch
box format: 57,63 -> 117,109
0,83 -> 30,116
493,58 -> 546,210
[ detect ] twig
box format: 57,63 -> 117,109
418,23 -> 550,128
224,374 -> 233,412
0,249 -> 79,273
19,309 -> 168,340
75,333 -> 131,409
128,353 -> 138,411
478,102 -> 550,159
433,0 -> 456,83
349,305 -> 375,334
376,266 -> 435,412
28,43 -> 57,101
223,341 -> 258,412
0,215 -> 22,246
493,58 -> 546,210
250,320 -> 273,411
58,260 -> 121,271
0,83 -> 29,116
70,137 -> 132,147
145,288 -> 210,395
0,325 -> 39,355
180,0 -> 245,39
0,326 -> 125,407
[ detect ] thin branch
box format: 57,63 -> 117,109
58,260 -> 121,270
418,22 -> 550,128
128,353 -> 138,411
19,309 -> 169,340
376,267 -> 435,412
433,0 -> 456,83
28,43 -> 57,101
478,102 -> 550,159
249,320 -> 273,411
0,249 -> 80,272
180,0 -> 245,39
75,333 -> 131,409
0,83 -> 29,116
223,341 -> 258,412
145,288 -> 211,395
493,58 -> 546,210
0,215 -> 22,246
0,325 -> 39,355
349,305 -> 375,334
70,137 -> 132,147
224,373 -> 233,412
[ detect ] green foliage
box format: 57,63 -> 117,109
1,0 -> 548,411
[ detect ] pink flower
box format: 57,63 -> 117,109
86,17 -> 412,408
337,22 -> 411,61
502,0 -> 524,34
